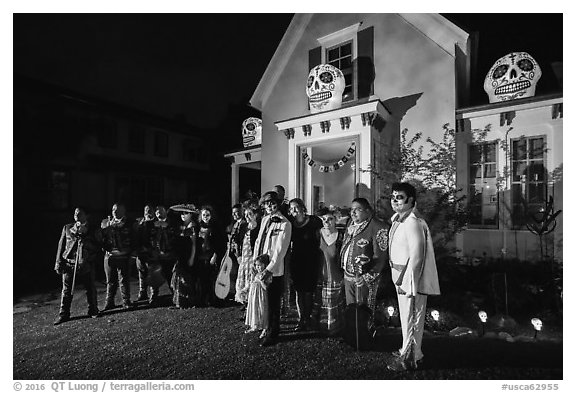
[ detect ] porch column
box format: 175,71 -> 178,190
231,163 -> 239,204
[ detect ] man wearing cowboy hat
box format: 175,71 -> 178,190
253,191 -> 292,346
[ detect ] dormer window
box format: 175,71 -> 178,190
310,23 -> 374,104
327,40 -> 354,101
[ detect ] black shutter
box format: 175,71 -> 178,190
357,26 -> 374,99
309,46 -> 322,70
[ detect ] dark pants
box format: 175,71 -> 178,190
104,254 -> 131,306
268,275 -> 285,338
295,290 -> 314,325
59,268 -> 98,317
135,256 -> 148,295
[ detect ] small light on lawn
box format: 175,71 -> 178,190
478,310 -> 488,323
431,309 -> 440,321
387,306 -> 395,317
531,317 -> 543,339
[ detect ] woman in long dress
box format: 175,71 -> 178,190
196,205 -> 226,307
288,198 -> 323,331
312,206 -> 345,335
169,204 -> 199,309
235,202 -> 261,306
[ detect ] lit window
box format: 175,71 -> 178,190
511,136 -> 546,228
468,142 -> 498,227
326,41 -> 354,102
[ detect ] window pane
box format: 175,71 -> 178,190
530,137 -> 544,159
485,143 -> 497,162
512,139 -> 527,160
469,165 -> 480,180
469,145 -> 481,164
469,205 -> 482,225
512,161 -> 527,182
340,56 -> 352,70
484,163 -> 496,178
327,48 -> 339,62
340,43 -> 352,57
529,161 -> 545,182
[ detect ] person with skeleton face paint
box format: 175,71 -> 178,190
386,183 -> 440,372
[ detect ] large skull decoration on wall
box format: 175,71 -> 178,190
484,52 -> 542,103
241,117 -> 262,148
306,64 -> 345,113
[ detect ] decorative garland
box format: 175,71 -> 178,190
302,142 -> 356,173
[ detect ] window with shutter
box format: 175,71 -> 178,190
310,23 -> 374,105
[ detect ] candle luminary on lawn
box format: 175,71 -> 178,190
478,310 -> 488,337
531,317 -> 543,340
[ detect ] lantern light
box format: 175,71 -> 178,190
387,306 -> 395,317
431,309 -> 440,322
478,310 -> 488,323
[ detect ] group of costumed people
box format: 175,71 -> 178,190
54,182 -> 439,372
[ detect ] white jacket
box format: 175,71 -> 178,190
389,208 -> 440,296
253,212 -> 292,277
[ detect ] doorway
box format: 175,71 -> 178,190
297,137 -> 358,212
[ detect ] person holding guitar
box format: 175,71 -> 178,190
197,205 -> 226,307
216,204 -> 247,301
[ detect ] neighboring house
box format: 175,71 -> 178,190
455,94 -> 563,262
14,75 -> 211,218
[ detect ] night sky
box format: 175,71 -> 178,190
13,13 -> 563,135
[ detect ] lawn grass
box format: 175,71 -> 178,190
13,279 -> 562,380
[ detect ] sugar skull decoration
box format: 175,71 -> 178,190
241,117 -> 262,148
306,64 -> 345,113
484,52 -> 542,103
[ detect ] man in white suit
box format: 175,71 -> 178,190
387,182 -> 440,371
254,191 -> 292,346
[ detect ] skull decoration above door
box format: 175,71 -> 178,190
306,64 -> 345,113
484,52 -> 542,103
241,117 -> 262,148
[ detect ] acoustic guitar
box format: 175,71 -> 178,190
215,243 -> 234,300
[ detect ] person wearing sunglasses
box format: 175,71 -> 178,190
387,182 -> 440,372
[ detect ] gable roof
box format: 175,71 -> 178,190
249,13 -> 470,111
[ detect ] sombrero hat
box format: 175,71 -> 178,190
169,203 -> 199,214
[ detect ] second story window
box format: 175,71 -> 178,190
154,131 -> 169,157
129,125 -> 145,154
326,41 -> 354,102
468,142 -> 498,228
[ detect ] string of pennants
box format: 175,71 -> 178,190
302,142 -> 356,173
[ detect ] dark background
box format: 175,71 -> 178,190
13,13 -> 563,143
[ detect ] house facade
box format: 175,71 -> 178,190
226,13 -> 562,262
248,13 -> 470,212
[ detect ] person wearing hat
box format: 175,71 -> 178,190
253,191 -> 292,346
169,203 -> 200,309
54,207 -> 100,325
133,204 -> 157,302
